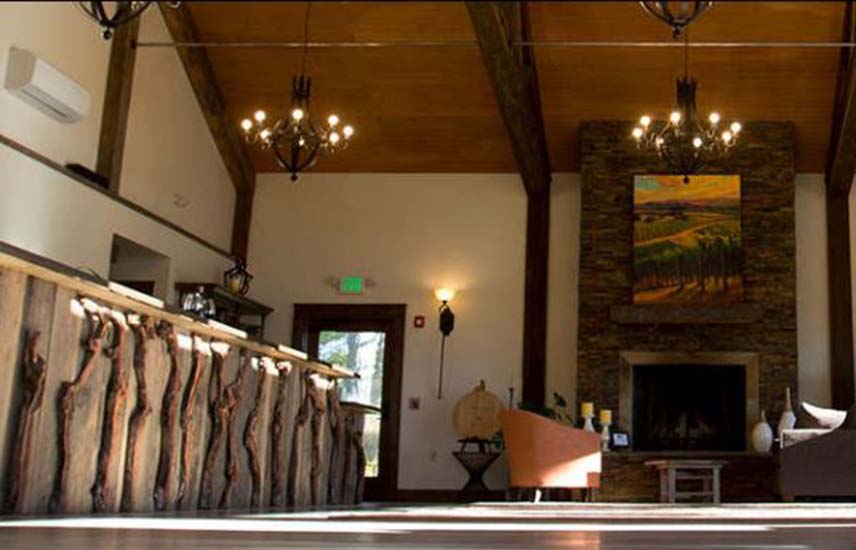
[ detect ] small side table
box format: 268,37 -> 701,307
645,459 -> 727,504
452,438 -> 500,492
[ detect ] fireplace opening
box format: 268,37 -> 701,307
632,364 -> 746,452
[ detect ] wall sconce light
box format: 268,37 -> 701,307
434,288 -> 456,398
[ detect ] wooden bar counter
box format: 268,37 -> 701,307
0,243 -> 368,515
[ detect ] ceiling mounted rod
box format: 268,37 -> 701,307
519,40 -> 856,49
135,40 -> 856,49
135,40 -> 480,48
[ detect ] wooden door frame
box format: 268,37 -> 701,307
292,303 -> 405,500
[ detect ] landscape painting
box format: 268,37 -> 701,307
633,175 -> 742,305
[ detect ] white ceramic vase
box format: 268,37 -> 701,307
777,387 -> 797,441
583,415 -> 595,433
751,411 -> 774,454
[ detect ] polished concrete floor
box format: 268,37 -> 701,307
2,503 -> 856,549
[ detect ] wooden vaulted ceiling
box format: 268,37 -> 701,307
185,1 -> 845,174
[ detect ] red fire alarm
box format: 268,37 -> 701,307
414,315 -> 425,328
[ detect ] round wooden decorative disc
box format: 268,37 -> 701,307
453,381 -> 505,439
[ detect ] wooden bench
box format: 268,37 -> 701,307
645,459 -> 727,504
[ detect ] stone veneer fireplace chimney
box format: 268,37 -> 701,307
576,122 -> 796,501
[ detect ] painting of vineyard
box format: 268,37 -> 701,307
633,175 -> 742,305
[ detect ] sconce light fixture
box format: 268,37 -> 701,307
434,288 -> 456,398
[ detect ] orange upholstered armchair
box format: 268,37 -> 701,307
500,410 -> 602,501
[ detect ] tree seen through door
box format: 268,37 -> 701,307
319,331 -> 385,478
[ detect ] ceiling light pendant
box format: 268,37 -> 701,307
632,24 -> 740,183
75,1 -> 180,40
240,2 -> 354,182
639,1 -> 713,39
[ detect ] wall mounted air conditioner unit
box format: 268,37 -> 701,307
3,47 -> 90,123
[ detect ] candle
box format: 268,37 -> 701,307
581,402 -> 594,417
600,409 -> 612,425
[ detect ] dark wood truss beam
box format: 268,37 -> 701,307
95,6 -> 140,193
158,4 -> 256,259
826,1 -> 856,410
468,1 -> 551,406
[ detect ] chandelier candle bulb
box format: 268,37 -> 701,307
693,136 -> 703,148
343,125 -> 354,138
291,108 -> 304,121
669,111 -> 681,123
730,121 -> 742,134
329,132 -> 340,144
632,127 -> 644,140
328,114 -> 339,127
709,112 -> 721,125
722,130 -> 733,143
640,115 -> 651,127
254,110 -> 266,122
241,119 -> 253,131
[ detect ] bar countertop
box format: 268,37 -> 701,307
0,240 -> 354,379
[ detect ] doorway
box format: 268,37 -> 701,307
292,304 -> 405,500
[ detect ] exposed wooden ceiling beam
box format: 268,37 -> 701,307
827,2 -> 856,197
158,4 -> 255,258
95,6 -> 140,193
826,1 -> 856,410
467,1 -> 551,196
469,2 -> 551,407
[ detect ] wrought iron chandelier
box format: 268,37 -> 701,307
632,18 -> 740,183
639,1 -> 713,39
75,2 -> 179,40
241,2 -> 353,182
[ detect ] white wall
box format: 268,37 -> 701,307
546,175 -> 582,414
0,3 -> 234,302
0,3 -> 108,167
796,174 -> 831,406
0,147 -> 231,295
249,173 -> 585,490
120,9 -> 236,250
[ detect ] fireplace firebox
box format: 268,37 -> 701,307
632,364 -> 746,451
619,352 -> 759,453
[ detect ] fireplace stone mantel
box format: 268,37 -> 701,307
610,304 -> 764,325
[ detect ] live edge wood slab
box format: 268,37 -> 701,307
0,243 -> 367,515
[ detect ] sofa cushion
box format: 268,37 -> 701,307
795,401 -> 847,430
780,428 -> 831,448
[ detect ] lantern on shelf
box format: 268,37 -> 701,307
223,259 -> 253,296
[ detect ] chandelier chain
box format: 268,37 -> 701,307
301,1 -> 312,76
632,2 -> 741,182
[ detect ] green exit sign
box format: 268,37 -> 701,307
339,276 -> 364,295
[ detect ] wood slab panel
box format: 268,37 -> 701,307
0,269 -> 27,506
20,288 -> 83,514
4,278 -> 56,513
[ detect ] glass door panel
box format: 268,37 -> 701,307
318,331 -> 385,478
